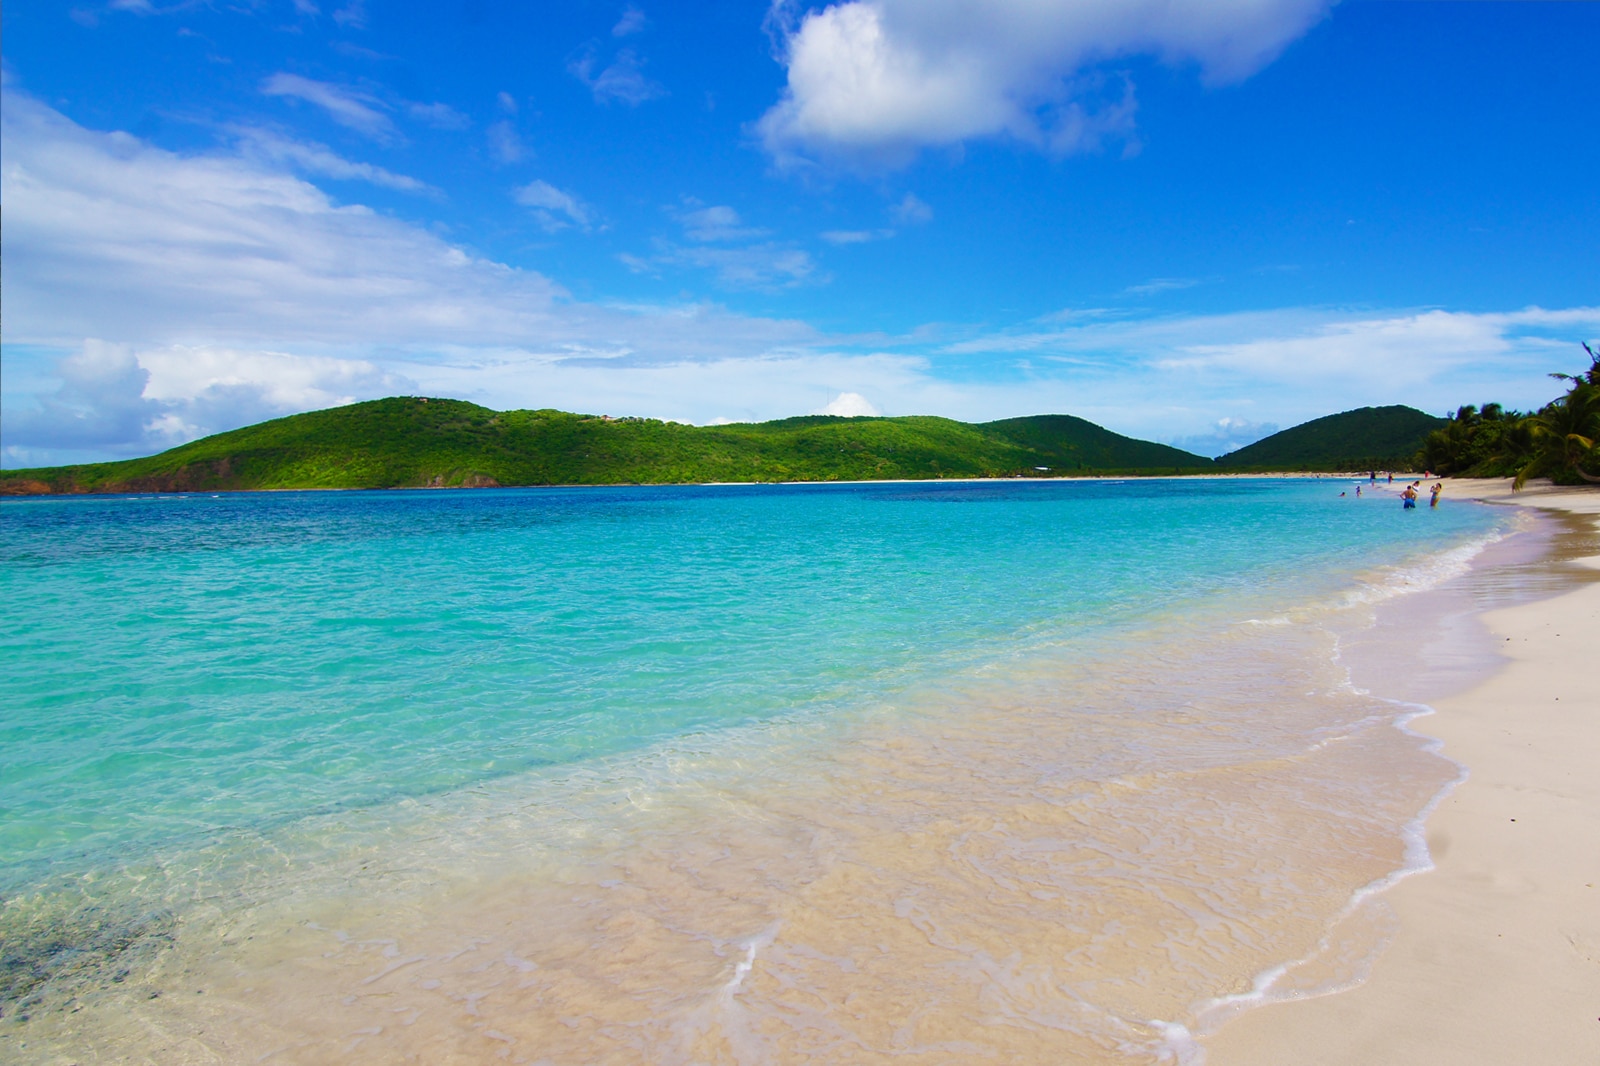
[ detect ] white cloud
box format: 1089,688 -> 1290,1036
487,120 -> 526,163
936,305 -> 1600,442
817,391 -> 880,417
570,49 -> 666,106
613,5 -> 648,37
664,244 -> 819,289
496,91 -> 518,114
1169,417 -> 1279,457
229,126 -> 435,194
514,179 -> 592,231
408,101 -> 471,130
820,229 -> 893,244
618,202 -> 812,288
673,203 -> 766,242
332,0 -> 366,29
1123,277 -> 1199,296
889,191 -> 932,224
758,0 -> 1331,167
260,72 -> 395,142
5,90 -> 1596,468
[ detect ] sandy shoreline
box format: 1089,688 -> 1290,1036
1205,478 -> 1600,1065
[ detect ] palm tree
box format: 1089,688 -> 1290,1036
1514,343 -> 1600,488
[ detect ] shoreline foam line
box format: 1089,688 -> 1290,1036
1203,480 -> 1600,1065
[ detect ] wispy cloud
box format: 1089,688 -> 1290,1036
6,90 -> 1597,467
613,5 -> 648,37
487,120 -> 526,163
624,242 -> 819,290
672,202 -> 767,242
260,72 -> 395,141
230,126 -> 436,194
570,48 -> 666,106
821,229 -> 893,245
514,180 -> 592,231
332,0 -> 366,29
408,101 -> 470,130
1122,277 -> 1200,296
890,192 -> 933,225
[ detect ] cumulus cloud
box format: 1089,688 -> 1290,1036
0,339 -> 408,462
514,179 -> 592,231
817,391 -> 880,417
261,72 -> 395,142
758,0 -> 1332,167
570,48 -> 666,106
1170,417 -> 1279,457
5,341 -> 162,452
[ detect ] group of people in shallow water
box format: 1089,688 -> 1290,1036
1339,471 -> 1443,509
1400,480 -> 1442,509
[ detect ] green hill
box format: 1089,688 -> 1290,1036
1214,405 -> 1446,471
0,398 -> 1216,495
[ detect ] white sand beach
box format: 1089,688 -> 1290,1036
1206,479 -> 1600,1065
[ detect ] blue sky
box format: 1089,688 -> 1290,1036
3,0 -> 1597,466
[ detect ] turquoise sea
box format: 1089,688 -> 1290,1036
0,478 -> 1513,1062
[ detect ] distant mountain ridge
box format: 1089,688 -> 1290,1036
0,399 -> 1446,496
0,399 -> 1214,495
1215,405 -> 1444,470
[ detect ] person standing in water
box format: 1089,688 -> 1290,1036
1431,482 -> 1443,507
1402,484 -> 1419,509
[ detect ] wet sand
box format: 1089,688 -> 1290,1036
1205,479 -> 1600,1065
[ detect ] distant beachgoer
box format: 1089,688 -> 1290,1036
1402,484 -> 1418,509
1340,491 -> 1347,497
1430,482 -> 1442,507
1370,470 -> 1377,484
1387,472 -> 1394,484
1356,485 -> 1362,497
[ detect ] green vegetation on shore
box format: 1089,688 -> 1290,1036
1213,406 -> 1445,472
14,373 -> 1586,497
1417,344 -> 1600,485
0,401 -> 1215,495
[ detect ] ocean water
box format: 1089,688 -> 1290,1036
0,478 -> 1515,1062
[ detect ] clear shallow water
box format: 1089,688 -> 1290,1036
1,479 -> 1496,881
0,478 -> 1512,1061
